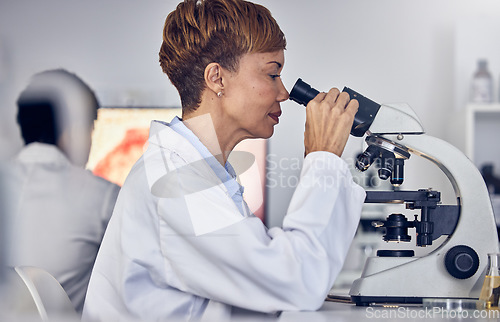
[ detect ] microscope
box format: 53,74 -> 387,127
289,79 -> 499,306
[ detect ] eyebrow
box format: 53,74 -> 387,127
268,61 -> 282,68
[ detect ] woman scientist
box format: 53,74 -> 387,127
83,0 -> 365,321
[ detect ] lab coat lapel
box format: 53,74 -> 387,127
145,121 -> 244,236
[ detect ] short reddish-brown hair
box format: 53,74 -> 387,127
159,0 -> 286,114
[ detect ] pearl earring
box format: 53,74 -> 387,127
217,91 -> 223,97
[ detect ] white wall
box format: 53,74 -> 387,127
1,0 -> 499,227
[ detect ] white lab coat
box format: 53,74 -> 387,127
83,120 -> 366,321
2,143 -> 120,314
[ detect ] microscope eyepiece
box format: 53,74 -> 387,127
289,78 -> 320,106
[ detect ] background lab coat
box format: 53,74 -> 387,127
83,120 -> 366,321
3,143 -> 120,314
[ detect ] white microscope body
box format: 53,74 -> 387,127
287,79 -> 499,305
349,102 -> 500,305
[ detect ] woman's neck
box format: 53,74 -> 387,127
182,112 -> 243,166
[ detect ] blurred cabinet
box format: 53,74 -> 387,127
450,104 -> 500,170
463,104 -> 500,171
450,104 -> 500,225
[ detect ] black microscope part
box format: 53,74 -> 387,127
381,213 -> 413,243
444,245 -> 480,279
289,78 -> 319,106
355,145 -> 379,172
289,78 -> 382,137
355,143 -> 405,185
391,159 -> 405,186
366,189 -> 460,248
341,87 -> 382,137
378,150 -> 395,181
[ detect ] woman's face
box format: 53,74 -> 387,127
221,50 -> 289,140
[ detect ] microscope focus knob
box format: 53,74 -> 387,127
444,245 -> 480,279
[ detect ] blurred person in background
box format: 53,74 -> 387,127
1,69 -> 120,315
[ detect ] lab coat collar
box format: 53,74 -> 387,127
169,116 -> 242,192
147,119 -> 242,199
15,142 -> 72,168
148,120 -> 205,166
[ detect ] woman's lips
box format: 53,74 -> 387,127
268,111 -> 282,124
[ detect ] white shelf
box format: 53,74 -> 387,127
448,103 -> 500,180
466,104 -> 500,112
463,104 -> 500,161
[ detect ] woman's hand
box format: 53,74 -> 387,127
304,88 -> 359,157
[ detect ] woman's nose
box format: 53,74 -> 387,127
278,79 -> 289,102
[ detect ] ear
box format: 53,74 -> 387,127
204,63 -> 224,95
